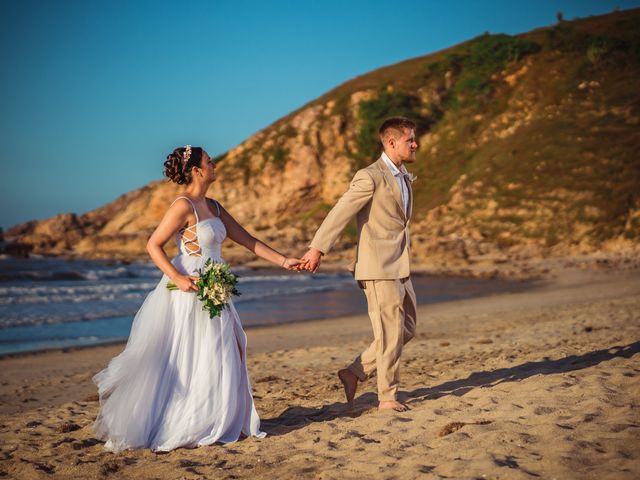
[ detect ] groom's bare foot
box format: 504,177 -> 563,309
378,400 -> 409,412
338,369 -> 358,406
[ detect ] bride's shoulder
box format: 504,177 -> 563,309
169,196 -> 192,207
205,197 -> 224,216
167,196 -> 195,215
205,196 -> 223,207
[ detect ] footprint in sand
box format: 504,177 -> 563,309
389,416 -> 413,424
533,406 -> 555,415
610,423 -> 634,433
438,420 -> 492,437
71,438 -> 100,450
50,437 -> 75,448
342,430 -> 381,444
617,448 -> 634,459
99,461 -> 119,476
492,454 -> 540,477
439,422 -> 466,436
583,412 -> 600,422
556,422 -> 576,430
58,422 -> 81,433
19,458 -> 56,475
178,459 -> 206,476
518,432 -> 539,445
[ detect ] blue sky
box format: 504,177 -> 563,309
1,0 -> 638,229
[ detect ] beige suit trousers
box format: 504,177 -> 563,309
347,277 -> 417,401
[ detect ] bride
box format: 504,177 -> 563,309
92,145 -> 304,452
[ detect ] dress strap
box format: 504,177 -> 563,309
170,196 -> 199,223
208,198 -> 221,217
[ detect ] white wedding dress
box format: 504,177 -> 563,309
92,196 -> 265,453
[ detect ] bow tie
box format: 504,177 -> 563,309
402,171 -> 417,183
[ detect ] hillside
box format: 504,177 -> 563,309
7,8 -> 640,269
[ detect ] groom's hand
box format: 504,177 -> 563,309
301,248 -> 323,273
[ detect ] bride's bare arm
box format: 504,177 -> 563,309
146,200 -> 199,291
217,203 -> 304,270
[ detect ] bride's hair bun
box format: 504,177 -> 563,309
163,146 -> 203,184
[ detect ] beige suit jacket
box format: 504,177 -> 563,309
310,157 -> 413,280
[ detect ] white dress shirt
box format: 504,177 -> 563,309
381,152 -> 410,216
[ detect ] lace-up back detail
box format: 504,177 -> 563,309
179,223 -> 202,256
170,196 -> 226,259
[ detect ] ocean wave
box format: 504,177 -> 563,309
0,266 -> 344,284
238,274 -> 312,283
0,307 -> 137,328
0,270 -> 88,282
0,282 -> 354,329
80,266 -> 137,281
235,283 -> 348,302
0,334 -> 102,345
237,272 -> 350,283
0,259 -> 357,331
0,262 -> 161,283
0,272 -> 352,306
0,282 -> 158,305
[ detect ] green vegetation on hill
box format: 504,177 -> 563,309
258,8 -> 640,247
361,10 -> 637,246
409,11 -> 640,245
431,33 -> 540,101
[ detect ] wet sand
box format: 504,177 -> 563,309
1,268 -> 639,479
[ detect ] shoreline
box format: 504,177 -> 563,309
0,265 -> 632,364
0,268 -> 545,359
4,249 -> 639,278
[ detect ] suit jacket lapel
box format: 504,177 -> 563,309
377,158 -> 407,221
404,178 -> 413,220
405,175 -> 413,220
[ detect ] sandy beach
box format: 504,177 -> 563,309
1,267 -> 639,479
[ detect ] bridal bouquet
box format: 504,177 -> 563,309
166,259 -> 241,319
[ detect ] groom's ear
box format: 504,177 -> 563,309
386,136 -> 395,150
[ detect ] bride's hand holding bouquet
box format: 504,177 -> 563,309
168,273 -> 199,292
167,259 -> 240,319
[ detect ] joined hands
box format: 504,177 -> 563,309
281,248 -> 323,273
296,248 -> 322,273
281,257 -> 308,271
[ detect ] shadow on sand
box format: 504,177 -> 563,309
260,341 -> 640,436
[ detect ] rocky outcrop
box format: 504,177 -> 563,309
6,9 -> 640,267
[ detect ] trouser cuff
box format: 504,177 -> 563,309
378,392 -> 398,402
347,363 -> 368,382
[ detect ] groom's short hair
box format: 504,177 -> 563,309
379,117 -> 416,143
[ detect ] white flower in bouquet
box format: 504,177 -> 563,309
166,259 -> 241,318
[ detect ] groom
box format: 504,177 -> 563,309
301,116 -> 418,411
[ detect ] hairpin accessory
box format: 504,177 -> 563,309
184,145 -> 192,164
